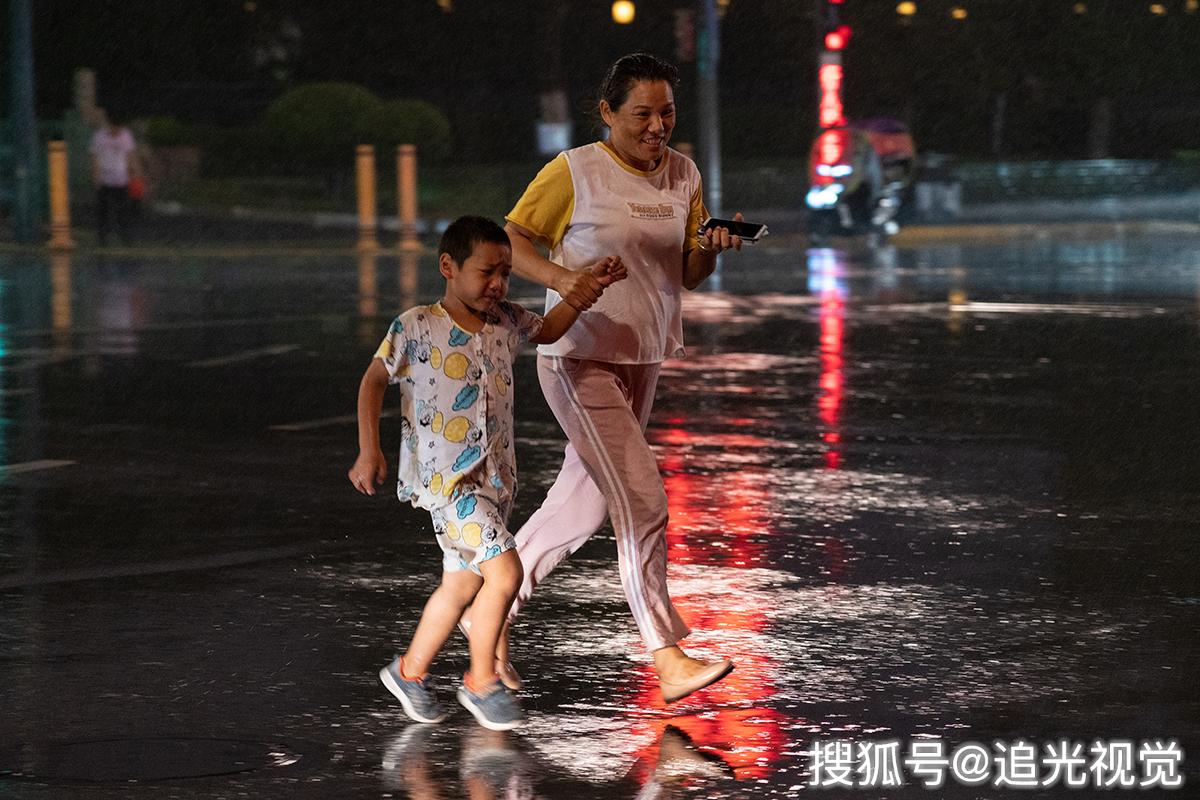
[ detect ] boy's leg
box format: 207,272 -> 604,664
402,568 -> 482,677
448,494 -> 524,730
469,549 -> 522,690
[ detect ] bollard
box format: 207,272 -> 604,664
357,250 -> 379,344
47,141 -> 75,250
396,144 -> 420,252
399,248 -> 419,311
49,250 -> 73,353
355,144 -> 379,253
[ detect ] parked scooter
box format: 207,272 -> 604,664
806,117 -> 915,241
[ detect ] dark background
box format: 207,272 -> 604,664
14,0 -> 1200,161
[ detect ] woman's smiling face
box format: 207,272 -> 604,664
600,79 -> 676,171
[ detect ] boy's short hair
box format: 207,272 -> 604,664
438,216 -> 510,267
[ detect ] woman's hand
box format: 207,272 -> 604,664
554,265 -> 607,311
684,212 -> 745,290
698,212 -> 745,254
589,255 -> 627,288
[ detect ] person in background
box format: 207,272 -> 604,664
89,109 -> 142,246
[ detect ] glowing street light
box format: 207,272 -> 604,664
824,24 -> 851,51
951,7 -> 967,20
1149,3 -> 1166,14
612,0 -> 635,24
896,2 -> 917,16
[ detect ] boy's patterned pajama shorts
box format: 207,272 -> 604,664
429,489 -> 516,575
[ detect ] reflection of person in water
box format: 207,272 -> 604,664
381,725 -> 534,800
379,722 -> 734,798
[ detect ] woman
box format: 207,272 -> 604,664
483,52 -> 742,704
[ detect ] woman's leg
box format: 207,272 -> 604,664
484,363 -> 611,667
508,440 -> 608,618
538,356 -> 690,651
545,358 -> 733,699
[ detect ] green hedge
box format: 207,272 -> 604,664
261,82 -> 451,172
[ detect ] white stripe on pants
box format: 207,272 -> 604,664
510,355 -> 691,651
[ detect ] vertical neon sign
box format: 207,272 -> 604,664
818,58 -> 846,129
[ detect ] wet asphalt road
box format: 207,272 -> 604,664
0,224 -> 1198,798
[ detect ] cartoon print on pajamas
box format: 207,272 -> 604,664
429,485 -> 519,575
453,445 -> 482,473
373,301 -> 544,570
415,398 -> 436,428
493,370 -> 511,397
442,415 -> 482,445
453,383 -> 480,412
405,328 -> 434,365
442,351 -> 483,383
400,416 -> 418,455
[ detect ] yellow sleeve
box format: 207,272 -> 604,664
506,154 -> 574,250
373,316 -> 411,382
683,178 -> 709,253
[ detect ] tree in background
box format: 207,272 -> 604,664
358,100 -> 451,162
254,82 -> 452,181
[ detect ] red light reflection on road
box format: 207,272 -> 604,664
627,422 -> 788,782
819,292 -> 845,470
659,436 -> 768,569
809,248 -> 847,470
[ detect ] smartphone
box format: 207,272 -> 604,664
698,217 -> 769,243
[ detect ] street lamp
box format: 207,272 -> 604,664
611,1 -> 635,24
896,2 -> 916,16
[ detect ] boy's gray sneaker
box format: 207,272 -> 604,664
457,680 -> 523,731
379,657 -> 448,724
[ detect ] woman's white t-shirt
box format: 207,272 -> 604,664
506,142 -> 707,364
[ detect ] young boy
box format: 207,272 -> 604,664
349,216 -> 624,730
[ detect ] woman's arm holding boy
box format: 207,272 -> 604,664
505,221 -> 623,313
349,358 -> 391,495
530,257 -> 627,344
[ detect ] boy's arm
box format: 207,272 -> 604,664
348,358 -> 391,495
529,256 -> 626,344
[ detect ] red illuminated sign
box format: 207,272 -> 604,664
818,129 -> 846,164
818,59 -> 845,128
810,128 -> 850,185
